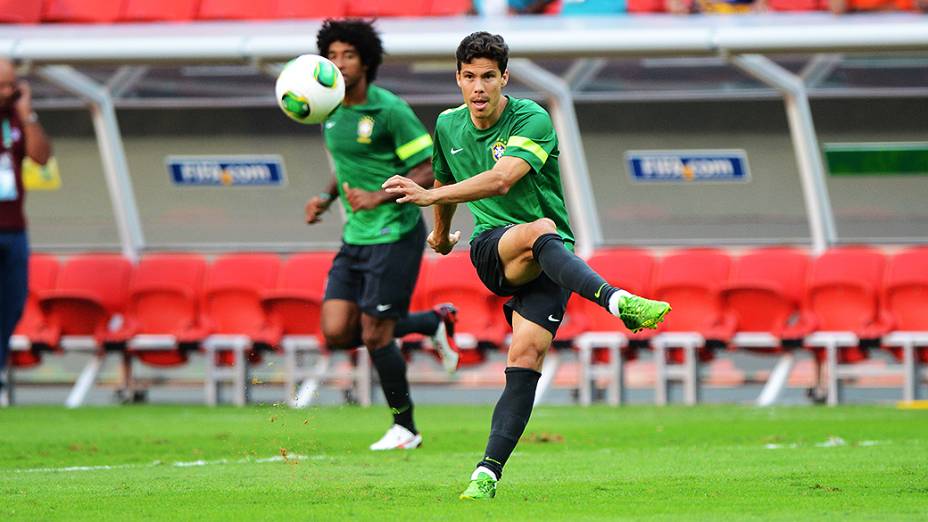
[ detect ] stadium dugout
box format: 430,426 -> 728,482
1,12 -> 927,407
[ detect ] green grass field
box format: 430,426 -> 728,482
1,405 -> 926,520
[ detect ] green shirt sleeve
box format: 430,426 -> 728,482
389,101 -> 433,171
503,109 -> 556,174
432,123 -> 454,184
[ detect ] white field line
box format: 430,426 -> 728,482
13,454 -> 324,474
764,439 -> 885,450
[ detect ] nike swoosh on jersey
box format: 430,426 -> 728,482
450,148 -> 464,155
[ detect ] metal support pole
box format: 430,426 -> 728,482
37,66 -> 145,260
730,55 -> 837,254
509,59 -> 603,258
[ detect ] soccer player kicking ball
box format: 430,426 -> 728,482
383,32 -> 671,498
307,19 -> 460,451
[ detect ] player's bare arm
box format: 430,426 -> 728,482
427,179 -> 461,255
344,159 -> 434,211
383,155 -> 531,206
305,177 -> 338,224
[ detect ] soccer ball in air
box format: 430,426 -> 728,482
275,54 -> 345,124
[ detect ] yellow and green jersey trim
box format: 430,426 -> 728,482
396,133 -> 433,161
507,135 -> 548,164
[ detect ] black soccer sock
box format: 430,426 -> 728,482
393,311 -> 441,337
533,233 -> 617,309
477,367 -> 541,480
370,341 -> 416,434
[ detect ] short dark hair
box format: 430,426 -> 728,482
456,32 -> 509,73
316,19 -> 384,84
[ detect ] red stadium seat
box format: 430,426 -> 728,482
120,254 -> 208,368
276,0 -> 349,19
121,0 -> 200,22
43,0 -> 123,23
10,254 -> 59,368
202,253 -> 281,353
201,253 -> 280,405
721,247 -> 812,352
347,0 -> 430,17
767,0 -> 825,10
571,248 -> 656,405
650,248 -> 733,404
0,0 -> 44,24
428,0 -> 472,15
35,254 -> 132,407
803,247 -> 889,405
197,0 -> 275,20
262,252 -> 332,339
805,247 -> 889,361
881,247 -> 928,401
653,248 -> 734,352
37,254 -> 132,349
262,252 -> 334,405
419,251 -> 502,365
626,0 -> 666,12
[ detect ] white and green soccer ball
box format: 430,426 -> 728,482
275,54 -> 345,125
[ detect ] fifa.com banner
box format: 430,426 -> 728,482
166,155 -> 287,187
625,150 -> 751,184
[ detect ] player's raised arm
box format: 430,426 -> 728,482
382,155 -> 531,206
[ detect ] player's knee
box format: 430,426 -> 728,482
527,218 -> 557,242
322,324 -> 355,349
360,325 -> 392,350
508,341 -> 548,370
509,351 -> 545,371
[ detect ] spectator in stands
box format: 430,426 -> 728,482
666,0 -> 761,14
472,0 -> 559,15
828,0 -> 927,13
0,58 -> 51,398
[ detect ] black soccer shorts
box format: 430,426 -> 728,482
470,225 -> 571,337
323,218 -> 426,319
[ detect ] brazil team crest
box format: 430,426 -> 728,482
491,141 -> 506,162
357,116 -> 375,144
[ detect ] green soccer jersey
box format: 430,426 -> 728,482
323,84 -> 433,245
432,96 -> 575,248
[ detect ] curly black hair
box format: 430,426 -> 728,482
456,32 -> 509,73
316,19 -> 384,84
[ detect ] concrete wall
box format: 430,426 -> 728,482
28,97 -> 928,252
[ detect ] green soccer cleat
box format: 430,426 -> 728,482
459,472 -> 497,500
617,294 -> 671,333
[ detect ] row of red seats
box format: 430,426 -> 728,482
13,246 -> 928,368
0,0 -> 473,24
554,246 -> 928,367
6,0 -> 908,24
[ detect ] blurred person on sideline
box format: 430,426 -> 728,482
0,58 -> 51,400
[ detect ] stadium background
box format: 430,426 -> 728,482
3,7 -> 928,408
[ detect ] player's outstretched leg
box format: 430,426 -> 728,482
501,219 -> 671,333
394,304 -> 460,373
